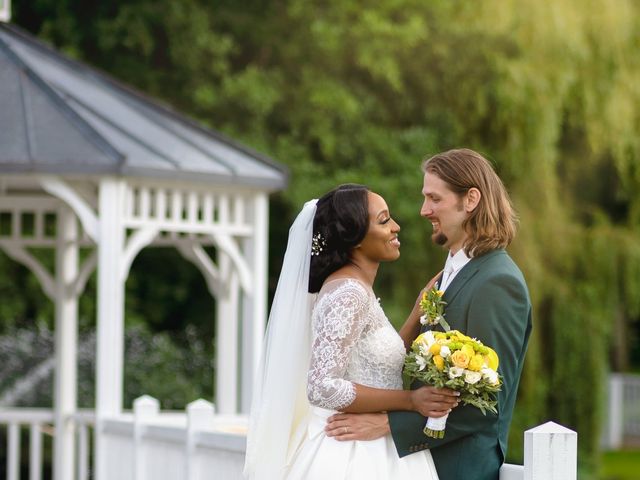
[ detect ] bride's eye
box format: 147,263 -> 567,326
380,217 -> 391,224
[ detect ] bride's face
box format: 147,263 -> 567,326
355,192 -> 401,262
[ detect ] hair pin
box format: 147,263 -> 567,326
311,232 -> 326,256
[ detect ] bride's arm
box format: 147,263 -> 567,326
345,384 -> 458,417
398,271 -> 442,350
307,281 -> 457,417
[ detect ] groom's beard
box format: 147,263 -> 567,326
432,232 -> 448,246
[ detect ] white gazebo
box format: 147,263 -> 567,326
0,21 -> 287,480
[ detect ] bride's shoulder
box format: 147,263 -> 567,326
317,277 -> 373,304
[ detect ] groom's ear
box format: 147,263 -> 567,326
464,188 -> 481,213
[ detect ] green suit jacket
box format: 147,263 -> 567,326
389,249 -> 532,480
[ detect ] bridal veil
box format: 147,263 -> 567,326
244,199 -> 318,479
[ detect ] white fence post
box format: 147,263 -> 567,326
8,423 -> 20,480
524,421 -> 577,480
186,399 -> 215,480
30,423 -> 43,480
133,395 -> 160,480
77,422 -> 90,480
606,373 -> 624,449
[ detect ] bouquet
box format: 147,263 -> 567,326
418,287 -> 450,331
404,330 -> 502,438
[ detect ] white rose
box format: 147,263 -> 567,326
423,330 -> 436,347
439,345 -> 451,358
416,355 -> 428,371
448,366 -> 465,379
481,367 -> 499,385
464,370 -> 482,384
419,315 -> 428,326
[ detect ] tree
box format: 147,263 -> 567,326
9,0 -> 640,476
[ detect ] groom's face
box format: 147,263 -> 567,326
420,172 -> 468,253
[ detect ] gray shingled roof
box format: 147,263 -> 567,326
0,23 -> 288,190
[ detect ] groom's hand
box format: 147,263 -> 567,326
325,412 -> 390,441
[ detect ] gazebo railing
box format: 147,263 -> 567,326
0,408 -> 54,480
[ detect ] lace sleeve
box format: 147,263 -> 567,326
306,280 -> 371,410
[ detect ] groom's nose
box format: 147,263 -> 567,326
420,199 -> 431,217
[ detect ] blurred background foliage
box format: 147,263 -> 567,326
2,0 -> 640,477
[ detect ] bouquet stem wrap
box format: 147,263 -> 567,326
424,413 -> 448,439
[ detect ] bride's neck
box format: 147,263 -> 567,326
331,261 -> 378,287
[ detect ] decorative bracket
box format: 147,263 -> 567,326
39,176 -> 98,242
120,227 -> 159,282
176,241 -> 223,298
0,241 -> 55,300
211,232 -> 252,296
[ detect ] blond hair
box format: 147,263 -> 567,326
422,148 -> 518,257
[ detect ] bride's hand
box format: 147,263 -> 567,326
410,386 -> 460,417
413,271 -> 443,306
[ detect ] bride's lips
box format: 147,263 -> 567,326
390,236 -> 400,248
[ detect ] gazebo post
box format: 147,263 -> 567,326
216,260 -> 239,414
53,206 -> 79,480
95,177 -> 126,480
241,193 -> 269,413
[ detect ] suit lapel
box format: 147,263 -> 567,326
443,249 -> 504,305
442,264 -> 478,305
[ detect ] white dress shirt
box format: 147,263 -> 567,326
439,249 -> 472,292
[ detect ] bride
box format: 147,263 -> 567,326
244,184 -> 459,480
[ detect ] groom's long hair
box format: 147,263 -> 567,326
422,148 -> 518,258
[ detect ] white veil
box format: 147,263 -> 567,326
244,199 -> 318,480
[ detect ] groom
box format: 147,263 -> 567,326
327,148 -> 532,480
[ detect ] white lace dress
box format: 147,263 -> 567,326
285,278 -> 439,480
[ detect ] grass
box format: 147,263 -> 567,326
600,450 -> 640,480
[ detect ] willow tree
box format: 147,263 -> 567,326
12,0 -> 640,476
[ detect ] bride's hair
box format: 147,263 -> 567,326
308,184 -> 370,293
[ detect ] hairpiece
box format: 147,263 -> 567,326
311,232 -> 326,256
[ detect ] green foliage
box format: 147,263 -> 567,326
7,0 -> 640,476
0,324 -> 213,410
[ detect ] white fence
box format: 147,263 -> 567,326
98,396 -> 246,480
0,409 -> 54,480
603,373 -> 640,449
1,397 -> 576,480
0,408 -> 94,480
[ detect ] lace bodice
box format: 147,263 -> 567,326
306,278 -> 406,411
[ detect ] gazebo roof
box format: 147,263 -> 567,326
0,23 -> 288,190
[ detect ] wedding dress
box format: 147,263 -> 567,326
285,278 -> 439,480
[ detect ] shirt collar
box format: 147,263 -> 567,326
444,248 -> 472,273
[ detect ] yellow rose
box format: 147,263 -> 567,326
468,354 -> 485,372
433,355 -> 445,371
461,344 -> 475,358
484,347 -> 499,371
436,290 -> 444,297
429,343 -> 441,355
450,350 -> 470,369
435,332 -> 447,340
